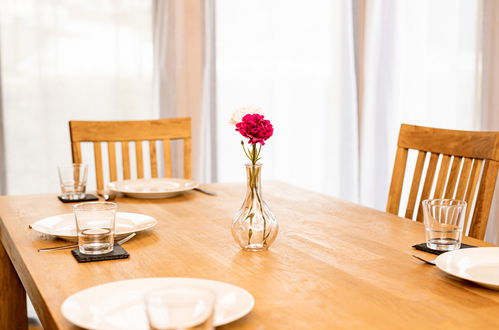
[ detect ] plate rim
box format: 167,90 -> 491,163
435,247 -> 499,288
108,178 -> 199,195
60,277 -> 255,329
30,212 -> 158,238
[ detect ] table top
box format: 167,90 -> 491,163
1,182 -> 498,329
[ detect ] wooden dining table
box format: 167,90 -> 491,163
1,181 -> 499,329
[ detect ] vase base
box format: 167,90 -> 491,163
242,244 -> 268,252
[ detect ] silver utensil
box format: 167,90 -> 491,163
193,187 -> 217,196
98,190 -> 117,201
38,232 -> 136,252
412,255 -> 436,265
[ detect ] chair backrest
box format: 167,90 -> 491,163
69,118 -> 192,192
387,124 -> 499,239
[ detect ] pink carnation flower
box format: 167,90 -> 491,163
235,114 -> 274,145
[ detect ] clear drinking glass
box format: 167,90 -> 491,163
144,287 -> 216,330
422,199 -> 467,251
58,163 -> 88,200
73,202 -> 117,255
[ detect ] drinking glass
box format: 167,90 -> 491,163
73,202 -> 117,255
58,164 -> 88,200
144,287 -> 216,330
422,199 -> 467,251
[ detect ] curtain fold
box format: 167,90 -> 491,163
153,0 -> 217,183
480,0 -> 499,243
0,50 -> 5,195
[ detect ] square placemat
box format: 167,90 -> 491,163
71,245 -> 129,263
412,242 -> 477,255
58,194 -> 99,203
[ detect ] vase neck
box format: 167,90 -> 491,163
245,163 -> 262,194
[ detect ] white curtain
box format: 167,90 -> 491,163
360,0 -> 481,209
481,0 -> 499,243
153,0 -> 217,183
216,0 -> 359,201
0,0 -> 154,194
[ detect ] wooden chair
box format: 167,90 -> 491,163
69,118 -> 192,192
387,124 -> 499,240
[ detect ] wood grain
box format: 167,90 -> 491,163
69,118 -> 192,187
405,150 -> 426,219
397,124 -> 499,161
108,142 -> 117,182
434,154 -> 451,198
388,124 -> 499,239
416,152 -> 438,222
386,147 -> 408,215
0,182 -> 497,330
0,238 -> 27,329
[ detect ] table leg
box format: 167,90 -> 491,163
0,240 -> 27,329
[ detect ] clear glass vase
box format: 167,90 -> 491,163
231,163 -> 279,251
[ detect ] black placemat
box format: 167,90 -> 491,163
71,245 -> 129,263
412,242 -> 477,255
58,194 -> 99,203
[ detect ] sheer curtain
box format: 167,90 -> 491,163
216,0 -> 359,201
360,0 -> 481,209
153,0 -> 217,182
0,0 -> 153,195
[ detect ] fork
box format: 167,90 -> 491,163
412,255 -> 436,265
38,232 -> 136,252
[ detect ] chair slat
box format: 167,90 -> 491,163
455,157 -> 473,201
71,142 -> 82,163
108,142 -> 117,182
149,140 -> 158,178
93,142 -> 104,191
462,159 -> 483,233
405,151 -> 426,219
163,139 -> 172,177
183,138 -> 192,179
444,156 -> 463,199
121,141 -> 131,180
387,124 -> 499,239
386,147 -> 409,215
434,154 -> 451,198
69,118 -> 191,189
135,141 -> 144,179
469,160 -> 499,239
416,153 -> 439,222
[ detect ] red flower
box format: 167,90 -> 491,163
235,114 -> 274,145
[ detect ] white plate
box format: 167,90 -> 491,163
61,277 -> 255,329
30,212 -> 157,241
108,178 -> 199,199
436,247 -> 499,290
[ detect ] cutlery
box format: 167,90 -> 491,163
98,190 -> 117,201
193,187 -> 217,196
38,232 -> 136,252
412,255 -> 436,265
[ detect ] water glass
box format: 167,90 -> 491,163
422,199 -> 467,251
145,287 -> 216,330
58,164 -> 88,200
73,202 -> 117,255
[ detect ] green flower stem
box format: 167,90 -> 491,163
240,141 -> 269,247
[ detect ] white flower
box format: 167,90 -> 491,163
229,106 -> 264,125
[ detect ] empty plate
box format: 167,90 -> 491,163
30,212 -> 157,241
108,178 -> 198,199
436,247 -> 499,290
61,277 -> 255,329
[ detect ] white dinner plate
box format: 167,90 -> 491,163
61,277 -> 255,329
30,212 -> 157,241
436,247 -> 499,290
108,178 -> 199,199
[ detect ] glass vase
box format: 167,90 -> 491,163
231,163 -> 279,251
